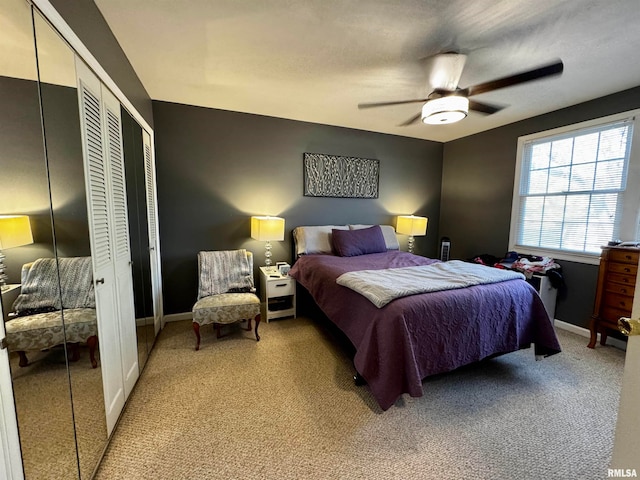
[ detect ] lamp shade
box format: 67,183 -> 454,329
0,215 -> 33,249
396,215 -> 428,236
422,96 -> 468,125
251,216 -> 285,241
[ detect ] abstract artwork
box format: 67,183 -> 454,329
303,153 -> 379,198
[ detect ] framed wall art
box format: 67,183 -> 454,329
303,152 -> 379,198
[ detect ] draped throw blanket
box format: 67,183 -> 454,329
336,260 -> 525,308
197,249 -> 255,299
12,257 -> 95,312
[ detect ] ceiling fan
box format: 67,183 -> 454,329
358,53 -> 564,126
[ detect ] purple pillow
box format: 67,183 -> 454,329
331,225 -> 387,257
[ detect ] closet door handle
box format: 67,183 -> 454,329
96,278 -> 105,285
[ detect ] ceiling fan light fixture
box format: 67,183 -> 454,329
421,96 -> 469,125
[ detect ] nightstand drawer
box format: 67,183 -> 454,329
266,279 -> 295,297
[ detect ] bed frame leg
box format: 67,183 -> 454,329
353,372 -> 367,386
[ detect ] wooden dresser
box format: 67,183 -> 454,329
588,246 -> 639,348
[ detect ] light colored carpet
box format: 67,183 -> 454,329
95,318 -> 625,480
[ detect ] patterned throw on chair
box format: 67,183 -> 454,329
197,249 -> 255,298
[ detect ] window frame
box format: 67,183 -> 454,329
509,110 -> 640,265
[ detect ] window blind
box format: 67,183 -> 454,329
516,119 -> 633,255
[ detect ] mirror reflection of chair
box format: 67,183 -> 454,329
192,250 -> 261,350
5,257 -> 98,368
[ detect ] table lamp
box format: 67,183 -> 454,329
396,215 -> 428,254
0,215 -> 34,289
251,216 -> 285,270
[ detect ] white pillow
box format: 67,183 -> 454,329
294,225 -> 349,256
349,224 -> 400,250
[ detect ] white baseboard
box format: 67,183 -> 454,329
135,316 -> 154,327
163,312 -> 192,323
554,319 -> 627,351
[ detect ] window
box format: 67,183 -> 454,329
510,111 -> 640,264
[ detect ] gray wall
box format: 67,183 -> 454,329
49,0 -> 153,128
0,76 -> 54,281
0,77 -> 91,283
441,85 -> 640,329
152,101 -> 443,314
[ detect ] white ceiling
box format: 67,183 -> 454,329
95,0 -> 640,143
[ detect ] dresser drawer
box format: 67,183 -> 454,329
607,262 -> 637,276
607,272 -> 637,287
266,279 -> 295,297
603,291 -> 634,313
608,249 -> 640,265
604,280 -> 635,297
601,305 -> 632,323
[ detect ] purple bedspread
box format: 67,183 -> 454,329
289,251 -> 561,410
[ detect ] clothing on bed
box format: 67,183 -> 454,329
337,260 -> 525,307
289,250 -> 561,411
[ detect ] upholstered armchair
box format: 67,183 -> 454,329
4,257 -> 98,368
192,249 -> 261,350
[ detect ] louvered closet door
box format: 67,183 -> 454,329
102,86 -> 139,399
76,58 -> 124,435
143,129 -> 162,335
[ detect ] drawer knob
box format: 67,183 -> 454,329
624,267 -> 631,272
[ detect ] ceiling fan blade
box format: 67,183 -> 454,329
398,112 -> 422,127
464,60 -> 563,97
358,98 -> 429,109
427,52 -> 467,91
468,100 -> 504,115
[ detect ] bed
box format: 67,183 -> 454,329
288,224 -> 561,410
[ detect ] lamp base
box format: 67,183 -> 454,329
407,235 -> 415,254
0,250 -> 7,288
264,240 -> 273,267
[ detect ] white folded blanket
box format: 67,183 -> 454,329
336,260 -> 525,308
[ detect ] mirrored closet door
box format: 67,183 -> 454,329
1,1 -> 82,478
0,1 -> 163,478
34,10 -> 108,478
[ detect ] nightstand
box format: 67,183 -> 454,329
1,284 -> 21,322
259,267 -> 296,322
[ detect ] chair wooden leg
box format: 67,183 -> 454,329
193,322 -> 201,351
18,351 -> 29,367
254,314 -> 261,342
69,343 -> 80,362
215,323 -> 223,339
87,335 -> 98,368
600,329 -> 608,346
245,318 -> 252,331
